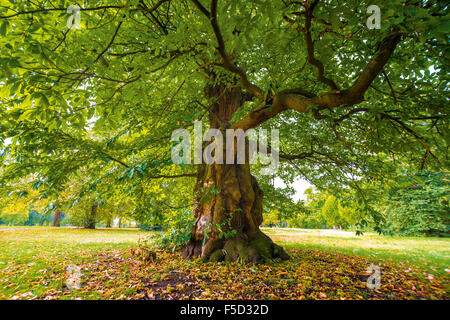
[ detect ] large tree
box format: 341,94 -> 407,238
0,0 -> 448,262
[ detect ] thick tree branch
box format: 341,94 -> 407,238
101,154 -> 130,168
301,1 -> 339,91
345,31 -> 402,98
94,21 -> 123,64
191,0 -> 210,17
232,30 -> 402,131
147,173 -> 197,180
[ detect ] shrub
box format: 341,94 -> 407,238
149,208 -> 195,249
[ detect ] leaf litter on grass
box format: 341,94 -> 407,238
37,247 -> 449,300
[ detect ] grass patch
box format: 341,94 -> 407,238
263,228 -> 450,276
0,227 -> 448,300
0,228 -> 147,299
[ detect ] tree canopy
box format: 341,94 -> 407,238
0,0 -> 448,261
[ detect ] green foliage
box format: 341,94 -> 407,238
202,222 -> 211,246
0,209 -> 65,226
64,207 -> 95,228
282,171 -> 449,238
216,216 -> 238,240
24,210 -> 50,226
150,208 -> 195,249
287,213 -> 323,229
0,211 -> 28,225
320,195 -> 344,227
137,224 -> 162,232
384,171 -> 449,237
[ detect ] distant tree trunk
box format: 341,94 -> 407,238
118,217 -> 122,228
182,84 -> 289,263
86,205 -> 97,229
52,210 -> 61,227
105,216 -> 112,228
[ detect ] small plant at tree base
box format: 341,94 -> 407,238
216,214 -> 238,240
150,208 -> 195,250
130,238 -> 157,263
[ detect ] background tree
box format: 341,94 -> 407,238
0,180 -> 53,225
52,209 -> 61,226
383,171 -> 449,237
320,195 -> 343,229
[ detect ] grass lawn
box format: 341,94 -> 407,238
0,227 -> 448,300
263,228 -> 450,276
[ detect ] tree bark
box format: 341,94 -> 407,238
182,83 -> 289,263
52,210 -> 61,227
182,162 -> 289,263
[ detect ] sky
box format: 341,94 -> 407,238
274,177 -> 313,201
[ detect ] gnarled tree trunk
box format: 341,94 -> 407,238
182,162 -> 289,263
182,83 -> 289,263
